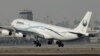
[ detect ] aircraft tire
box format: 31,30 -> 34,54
35,41 -> 41,47
61,44 -> 64,47
48,41 -> 52,45
39,43 -> 41,47
34,41 -> 37,44
56,41 -> 59,44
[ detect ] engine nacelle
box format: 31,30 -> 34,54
15,32 -> 26,38
88,34 -> 95,37
0,29 -> 12,36
84,33 -> 95,37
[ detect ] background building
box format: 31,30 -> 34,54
18,9 -> 33,20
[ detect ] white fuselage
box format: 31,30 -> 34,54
11,19 -> 79,40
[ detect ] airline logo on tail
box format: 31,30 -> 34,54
83,20 -> 87,27
74,11 -> 92,33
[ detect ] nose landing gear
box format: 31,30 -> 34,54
34,35 -> 41,47
34,41 -> 41,47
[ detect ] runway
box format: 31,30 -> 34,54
0,47 -> 99,56
0,44 -> 99,56
0,43 -> 100,48
0,37 -> 99,55
0,53 -> 97,56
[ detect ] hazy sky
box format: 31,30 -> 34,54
0,0 -> 99,27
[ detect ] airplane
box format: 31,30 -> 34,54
0,11 -> 93,47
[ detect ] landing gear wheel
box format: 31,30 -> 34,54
56,41 -> 64,47
48,40 -> 53,45
35,41 -> 41,47
58,43 -> 64,47
56,41 -> 59,44
38,43 -> 41,47
34,35 -> 42,47
61,43 -> 64,47
48,41 -> 52,45
34,41 -> 37,44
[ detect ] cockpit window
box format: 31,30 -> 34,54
16,21 -> 24,24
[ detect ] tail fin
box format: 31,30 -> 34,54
74,11 -> 92,33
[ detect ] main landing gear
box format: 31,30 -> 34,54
33,35 -> 64,47
56,40 -> 64,47
34,41 -> 41,47
34,36 -> 41,47
48,39 -> 64,47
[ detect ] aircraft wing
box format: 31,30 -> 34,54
0,26 -> 13,30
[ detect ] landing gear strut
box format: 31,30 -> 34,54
48,39 -> 53,45
34,36 -> 41,47
56,41 -> 64,47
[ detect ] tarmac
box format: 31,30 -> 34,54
0,43 -> 100,48
0,44 -> 99,56
0,37 -> 99,55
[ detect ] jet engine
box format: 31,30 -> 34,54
88,33 -> 95,37
15,32 -> 26,38
0,29 -> 12,35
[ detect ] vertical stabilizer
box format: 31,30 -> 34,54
74,11 -> 92,33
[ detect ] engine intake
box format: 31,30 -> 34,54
0,29 -> 12,36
